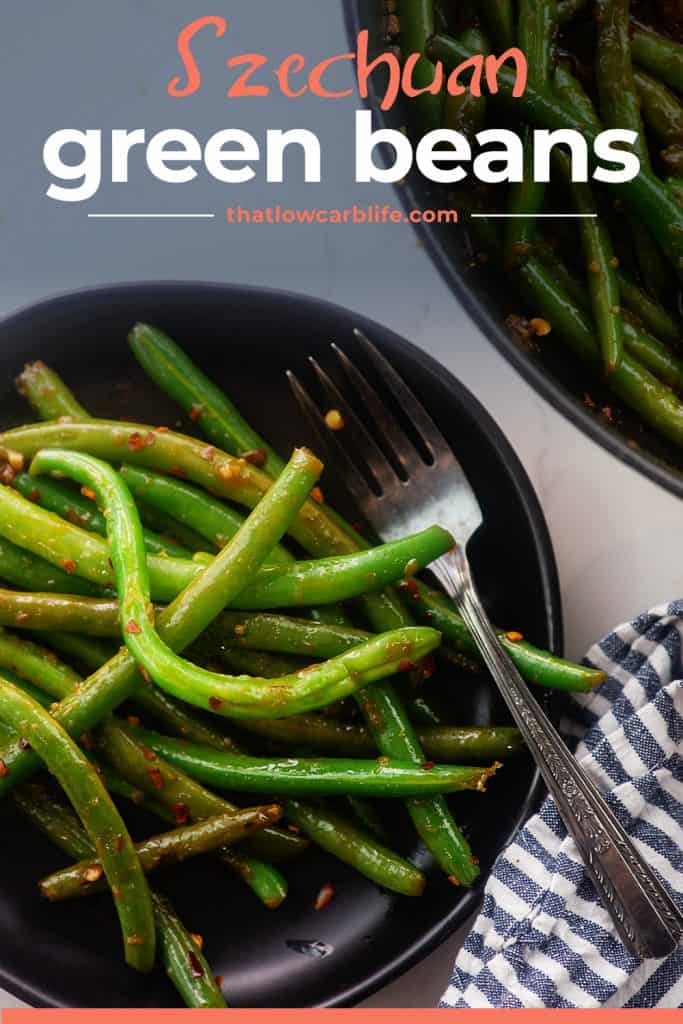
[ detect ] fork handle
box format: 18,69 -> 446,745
431,547 -> 683,961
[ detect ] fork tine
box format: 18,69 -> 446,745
353,328 -> 453,462
286,369 -> 376,511
307,356 -> 400,495
331,342 -> 425,477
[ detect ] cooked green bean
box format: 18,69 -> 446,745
119,465 -> 292,561
398,1 -> 441,134
504,0 -> 556,271
30,449 -> 441,719
0,535 -> 107,598
479,0 -> 516,50
41,803 -> 282,902
11,470 -> 191,558
631,25 -> 683,94
237,715 -> 524,763
12,781 -> 226,1007
0,483 -> 453,609
344,796 -> 389,841
129,324 -> 285,475
16,361 -> 89,421
553,64 -> 601,131
0,679 -> 155,971
617,269 -> 682,346
555,153 -> 624,374
152,892 -> 228,1008
443,27 -> 489,138
13,781 -> 96,860
122,725 -> 500,798
0,627 -> 80,700
635,69 -> 683,150
426,33 -> 683,276
284,799 -> 425,896
596,0 -> 651,170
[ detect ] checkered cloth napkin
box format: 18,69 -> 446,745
441,601 -> 683,1008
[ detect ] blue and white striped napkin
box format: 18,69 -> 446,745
441,600 -> 683,1008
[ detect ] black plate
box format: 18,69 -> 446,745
346,0 -> 683,499
0,282 -> 560,1008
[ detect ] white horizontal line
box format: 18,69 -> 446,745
471,213 -> 597,219
87,213 -> 215,219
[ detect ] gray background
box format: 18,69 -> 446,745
1,0 -> 681,1008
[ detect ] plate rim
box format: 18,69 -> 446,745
0,278 -> 561,1008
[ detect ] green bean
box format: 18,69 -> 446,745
426,33 -> 683,276
618,270 -> 682,346
30,449 -> 442,719
0,671 -> 53,709
39,630 -> 234,752
122,726 -> 499,798
596,0 -> 651,169
208,612 -> 372,659
285,799 -> 425,896
41,803 -> 282,902
344,796 -> 389,841
479,0 -> 516,51
505,0 -> 557,271
16,361 -> 89,421
557,0 -> 590,24
443,27 -> 489,138
233,714 -> 524,763
411,586 -> 605,691
0,680 -> 155,971
635,69 -> 683,150
663,144 -> 683,176
12,781 -> 226,1007
0,627 -> 80,699
622,320 -> 683,393
11,470 -> 191,559
631,25 -> 683,95
555,153 -> 624,374
668,176 -> 683,206
119,465 -> 292,562
398,1 -> 441,134
136,500 -> 210,555
13,781 -> 95,860
129,324 -> 285,475
0,481 -> 453,610
209,647 -> 308,679
0,535 -> 107,598
553,63 -> 601,132
151,893 -> 228,1008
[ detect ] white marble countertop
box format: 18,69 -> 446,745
1,0 -> 681,1008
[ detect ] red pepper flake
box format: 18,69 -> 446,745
287,824 -> 301,834
400,578 -> 421,600
209,696 -> 223,711
156,425 -> 170,433
243,448 -> 267,468
114,835 -> 124,854
142,747 -> 157,762
136,664 -> 152,685
81,486 -> 96,501
448,875 -> 461,887
83,864 -> 104,884
200,445 -> 216,462
311,487 -> 324,505
505,631 -> 523,643
214,975 -> 223,988
471,855 -> 480,866
0,759 -> 8,778
170,466 -> 188,479
190,933 -> 203,951
422,761 -> 435,771
127,715 -> 141,728
190,404 -> 204,422
377,755 -> 390,766
314,882 -> 335,911
15,612 -> 30,625
399,659 -> 417,673
80,732 -> 97,751
27,488 -> 41,502
0,464 -> 16,485
125,619 -> 142,635
147,767 -> 164,790
172,801 -> 189,825
127,432 -> 146,452
61,559 -> 77,575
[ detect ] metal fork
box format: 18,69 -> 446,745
288,329 -> 683,961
